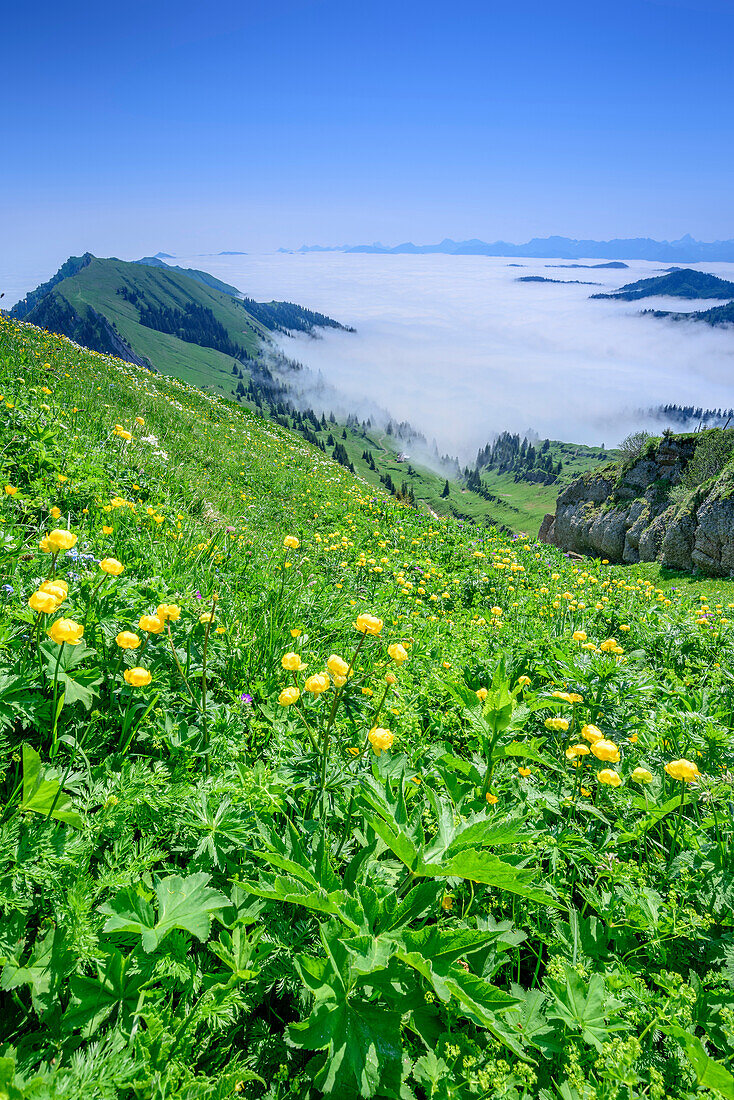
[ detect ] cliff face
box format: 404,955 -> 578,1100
539,435 -> 734,576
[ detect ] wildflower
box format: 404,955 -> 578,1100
290,628 -> 302,637
631,767 -> 653,783
156,603 -> 181,621
99,558 -> 124,576
135,416 -> 145,425
581,724 -> 603,744
385,672 -> 397,684
49,506 -> 62,519
304,673 -> 330,694
124,667 -> 152,686
476,687 -> 488,701
28,591 -> 58,614
355,612 -> 383,635
47,618 -> 84,645
46,529 -> 77,552
116,631 -> 141,649
441,895 -> 454,911
566,743 -> 590,758
518,766 -> 532,777
4,485 -> 18,496
388,643 -> 408,663
591,739 -> 620,763
40,580 -> 68,599
518,675 -> 531,687
598,769 -> 622,787
283,535 -> 300,549
486,792 -> 498,804
327,654 -> 350,678
199,612 -> 214,625
627,733 -> 638,744
139,614 -> 165,634
278,686 -> 300,705
346,747 -> 360,756
599,638 -> 619,653
665,759 -> 700,783
368,726 -> 394,755
102,525 -> 113,535
545,717 -> 569,732
282,652 -> 307,672
572,630 -> 588,642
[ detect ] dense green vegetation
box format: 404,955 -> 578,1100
2,317 -> 734,1099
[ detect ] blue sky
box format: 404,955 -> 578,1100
2,0 -> 734,267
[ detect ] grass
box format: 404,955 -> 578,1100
2,316 -> 734,1100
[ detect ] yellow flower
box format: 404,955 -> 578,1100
102,525 -> 113,535
566,743 -> 590,758
619,624 -> 630,632
100,558 -> 124,576
135,416 -> 145,425
598,769 -> 621,787
49,506 -> 62,519
591,739 -> 620,763
441,895 -> 454,911
39,580 -> 67,602
388,643 -> 408,664
385,672 -> 397,685
572,630 -> 588,642
156,603 -> 181,621
476,687 -> 488,701
355,613 -> 383,635
47,618 -> 84,645
581,724 -> 603,744
116,631 -> 141,649
545,717 -> 569,732
486,792 -> 498,804
278,686 -> 300,706
290,628 -> 302,638
282,652 -> 307,672
215,626 -> 226,634
627,733 -> 638,744
283,535 -> 300,549
518,766 -> 532,777
124,667 -> 152,686
664,758 -> 700,783
368,726 -> 394,755
46,529 -> 77,552
199,613 -> 214,625
304,673 -> 330,695
139,614 -> 165,634
599,638 -> 619,653
517,675 -> 531,687
57,474 -> 68,483
631,767 -> 653,784
327,654 -> 350,678
4,485 -> 18,496
28,591 -> 58,614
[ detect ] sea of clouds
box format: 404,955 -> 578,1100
7,250 -> 734,462
176,252 -> 734,460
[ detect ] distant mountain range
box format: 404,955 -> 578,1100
591,268 -> 734,301
283,234 -> 734,262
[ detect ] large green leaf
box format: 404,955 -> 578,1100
63,949 -> 145,1036
420,849 -> 562,908
0,926 -> 71,1014
665,1026 -> 734,1098
546,962 -> 624,1050
20,744 -> 83,828
100,873 -> 229,952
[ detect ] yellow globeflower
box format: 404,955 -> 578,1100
47,529 -> 77,552
581,724 -> 603,744
631,767 -> 653,784
28,591 -> 58,614
282,652 -> 307,672
598,769 -> 622,787
40,581 -> 67,604
49,506 -> 62,520
4,484 -> 18,495
135,416 -> 145,425
47,618 -> 84,645
518,766 -> 532,777
116,631 -> 141,650
441,895 -> 454,911
283,535 -> 300,549
518,675 -> 531,687
278,686 -> 300,706
476,687 -> 488,701
139,614 -> 165,634
198,613 -> 214,625
124,667 -> 152,687
327,654 -> 350,678
102,525 -> 114,535
354,613 -> 384,635
304,673 -> 330,695
591,739 -> 620,763
388,643 -> 408,664
368,726 -> 394,755
100,558 -> 124,576
566,743 -> 590,759
486,793 -> 499,804
157,603 -> 181,621
545,717 -> 569,732
665,759 -> 700,783
572,630 -> 588,642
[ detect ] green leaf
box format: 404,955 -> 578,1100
63,949 -> 145,1036
20,744 -> 83,828
100,873 -> 229,952
419,849 -> 562,908
665,1026 -> 734,1098
546,962 -> 623,1050
0,926 -> 71,1014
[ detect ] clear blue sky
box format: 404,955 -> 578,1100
2,0 -> 734,266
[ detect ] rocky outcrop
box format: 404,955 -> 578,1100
540,434 -> 734,576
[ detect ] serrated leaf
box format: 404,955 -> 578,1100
100,873 -> 228,952
20,744 -> 83,828
665,1026 -> 734,1098
63,949 -> 145,1036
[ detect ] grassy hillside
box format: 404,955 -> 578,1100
2,315 -> 734,1099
